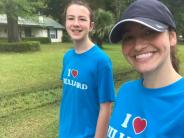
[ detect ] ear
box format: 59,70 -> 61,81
89,22 -> 94,32
169,31 -> 177,47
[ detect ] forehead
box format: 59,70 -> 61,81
66,4 -> 90,17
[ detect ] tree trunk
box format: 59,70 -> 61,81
7,14 -> 20,42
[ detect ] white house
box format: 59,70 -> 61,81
0,14 -> 64,42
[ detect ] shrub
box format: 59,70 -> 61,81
0,41 -> 40,52
22,37 -> 51,44
0,38 -> 8,42
62,30 -> 72,42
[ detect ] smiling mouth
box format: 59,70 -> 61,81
136,52 -> 153,59
134,51 -> 157,61
72,29 -> 82,33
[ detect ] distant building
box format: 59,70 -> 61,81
0,14 -> 64,42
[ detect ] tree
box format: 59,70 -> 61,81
91,9 -> 114,48
111,0 -> 134,21
161,0 -> 184,39
42,0 -> 112,24
41,0 -> 65,24
0,0 -> 44,42
42,0 -> 184,43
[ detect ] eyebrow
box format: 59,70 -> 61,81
66,15 -> 87,18
66,15 -> 74,17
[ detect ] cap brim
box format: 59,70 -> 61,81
109,17 -> 168,43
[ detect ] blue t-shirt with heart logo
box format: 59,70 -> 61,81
108,78 -> 184,138
59,44 -> 115,138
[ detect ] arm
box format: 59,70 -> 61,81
94,102 -> 112,138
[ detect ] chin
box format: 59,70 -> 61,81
68,33 -> 82,40
134,66 -> 157,74
137,69 -> 151,74
71,36 -> 82,41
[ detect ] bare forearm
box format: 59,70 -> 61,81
95,103 -> 112,138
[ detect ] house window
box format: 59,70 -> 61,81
49,29 -> 57,39
25,28 -> 32,37
4,28 -> 7,33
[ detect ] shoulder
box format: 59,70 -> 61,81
92,44 -> 112,65
64,48 -> 74,56
96,45 -> 110,58
115,79 -> 141,102
171,77 -> 184,93
62,49 -> 74,66
63,49 -> 74,59
119,79 -> 141,91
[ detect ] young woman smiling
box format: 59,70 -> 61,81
59,1 -> 115,138
107,0 -> 184,137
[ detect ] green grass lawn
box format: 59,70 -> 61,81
0,103 -> 59,138
0,43 -> 184,138
0,43 -> 130,96
0,43 -> 70,96
177,45 -> 184,74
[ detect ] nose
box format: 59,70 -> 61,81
134,37 -> 147,51
73,19 -> 80,26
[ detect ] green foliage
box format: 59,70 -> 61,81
177,45 -> 184,74
42,0 -> 184,42
0,0 -> 45,42
41,0 -> 135,25
22,37 -> 51,44
0,0 -> 45,16
62,30 -> 72,43
161,0 -> 184,37
91,9 -> 115,47
111,0 -> 135,21
0,41 -> 40,52
42,0 -> 65,24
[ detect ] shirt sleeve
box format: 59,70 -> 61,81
97,58 -> 115,103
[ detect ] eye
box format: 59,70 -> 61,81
122,34 -> 134,42
144,29 -> 159,37
79,18 -> 87,21
66,17 -> 74,20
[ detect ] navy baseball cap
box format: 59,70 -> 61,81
109,0 -> 176,43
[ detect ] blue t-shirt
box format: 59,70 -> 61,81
59,45 -> 115,138
108,78 -> 184,138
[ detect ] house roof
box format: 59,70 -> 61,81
0,14 -> 64,29
42,17 -> 64,29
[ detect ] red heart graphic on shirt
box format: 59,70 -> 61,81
133,117 -> 147,135
72,69 -> 78,78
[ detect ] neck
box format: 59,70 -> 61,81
143,62 -> 182,88
73,38 -> 94,54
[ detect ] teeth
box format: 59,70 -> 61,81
72,29 -> 81,31
136,53 -> 153,59
73,30 -> 80,32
